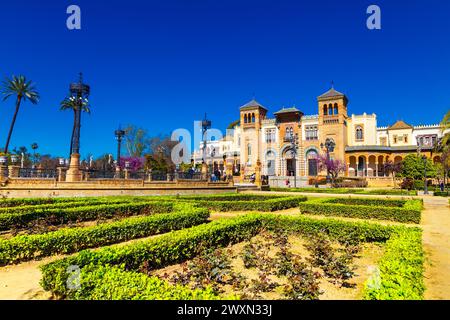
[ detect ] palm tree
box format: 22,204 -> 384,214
31,142 -> 38,165
441,110 -> 450,146
60,96 -> 90,155
1,75 -> 39,153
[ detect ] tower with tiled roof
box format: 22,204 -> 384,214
317,84 -> 349,162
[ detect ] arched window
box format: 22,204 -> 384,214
244,114 -> 247,123
323,104 -> 328,115
247,143 -> 252,156
328,104 -> 333,115
252,113 -> 255,123
355,126 -> 363,140
334,103 -> 338,115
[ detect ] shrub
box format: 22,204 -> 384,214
0,201 -> 173,231
298,198 -> 422,223
0,197 -> 144,215
184,196 -> 307,212
71,264 -> 222,300
0,196 -> 142,208
269,187 -> 417,196
363,229 -> 424,300
0,204 -> 209,265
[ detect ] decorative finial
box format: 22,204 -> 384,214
331,80 -> 334,89
252,92 -> 256,100
79,72 -> 83,84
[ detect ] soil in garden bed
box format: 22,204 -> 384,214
146,231 -> 385,300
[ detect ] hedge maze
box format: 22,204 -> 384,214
0,192 -> 425,300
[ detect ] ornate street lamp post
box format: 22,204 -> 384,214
114,127 -> 125,169
201,114 -> 211,180
66,73 -> 90,182
321,138 -> 336,184
288,132 -> 299,188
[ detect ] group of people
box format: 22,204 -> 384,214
211,169 -> 229,182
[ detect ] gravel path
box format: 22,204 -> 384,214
421,196 -> 450,299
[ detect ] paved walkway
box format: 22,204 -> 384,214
421,196 -> 450,299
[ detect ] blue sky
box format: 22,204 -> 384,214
0,0 -> 449,158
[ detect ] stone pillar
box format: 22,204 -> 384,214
8,165 -> 20,178
201,162 -> 208,181
66,153 -> 82,182
114,166 -> 121,179
226,160 -> 233,184
124,169 -> 130,180
147,169 -> 153,182
375,162 -> 378,177
0,165 -> 8,181
255,159 -> 262,187
57,167 -> 67,181
356,160 -> 360,177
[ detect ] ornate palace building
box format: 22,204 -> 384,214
192,86 -> 443,184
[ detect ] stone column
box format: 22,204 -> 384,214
8,165 -> 20,178
226,160 -> 233,185
57,167 -> 67,181
201,162 -> 208,181
356,160 -> 360,177
0,165 -> 8,181
147,169 -> 153,182
124,169 -> 130,180
114,166 -> 121,179
375,162 -> 378,177
66,153 -> 82,182
255,159 -> 262,187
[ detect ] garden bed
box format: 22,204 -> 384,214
299,198 -> 422,223
40,214 -> 424,300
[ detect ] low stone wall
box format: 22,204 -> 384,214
366,177 -> 401,188
0,178 -> 236,198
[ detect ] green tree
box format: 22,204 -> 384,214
60,96 -> 90,155
400,154 -> 436,180
1,75 -> 39,153
123,125 -> 150,157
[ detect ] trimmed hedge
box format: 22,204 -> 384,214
434,191 -> 450,197
326,198 -> 407,207
40,214 -> 422,299
0,204 -> 209,265
299,198 -> 422,223
70,264 -> 222,300
0,196 -> 143,208
269,187 -> 417,196
0,201 -> 173,231
181,196 -> 307,212
363,229 -> 424,300
176,194 -> 286,201
0,197 -> 146,215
